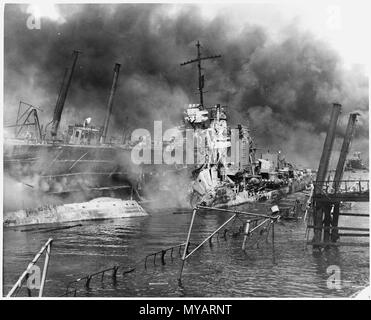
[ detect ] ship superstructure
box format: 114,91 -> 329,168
345,152 -> 368,171
179,41 -> 312,208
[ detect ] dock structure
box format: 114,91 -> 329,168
309,104 -> 369,248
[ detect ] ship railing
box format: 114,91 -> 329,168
314,180 -> 369,195
63,242 -> 191,296
6,238 -> 53,297
64,265 -> 124,295
178,205 -> 280,281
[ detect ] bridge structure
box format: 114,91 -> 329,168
308,104 -> 369,248
313,179 -> 369,203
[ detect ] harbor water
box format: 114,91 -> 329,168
3,199 -> 369,297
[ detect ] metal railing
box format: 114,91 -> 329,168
62,205 -> 283,295
63,241 -> 192,296
314,180 -> 369,195
7,238 -> 53,297
178,205 -> 280,281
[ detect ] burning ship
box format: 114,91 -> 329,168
4,43 -> 313,224
4,51 -> 145,225
138,41 -> 313,209
152,41 -> 313,208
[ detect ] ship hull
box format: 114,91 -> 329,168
213,181 -> 309,209
3,140 -> 140,212
190,174 -> 312,209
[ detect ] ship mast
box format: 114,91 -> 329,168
51,50 -> 80,138
180,41 -> 221,109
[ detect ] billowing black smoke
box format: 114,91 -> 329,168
4,3 -> 369,168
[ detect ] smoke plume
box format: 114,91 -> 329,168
4,3 -> 369,170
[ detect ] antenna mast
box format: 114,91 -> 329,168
181,41 -> 221,108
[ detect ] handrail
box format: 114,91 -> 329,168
178,206 -> 280,281
313,179 -> 369,195
7,238 -> 53,297
64,241 -> 190,295
62,204 -> 283,295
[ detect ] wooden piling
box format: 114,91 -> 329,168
323,204 -> 332,243
313,204 -> 324,246
312,103 -> 341,248
331,203 -> 340,242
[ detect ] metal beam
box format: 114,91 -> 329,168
333,113 -> 359,192
315,103 -> 342,191
51,50 -> 80,137
102,63 -> 121,143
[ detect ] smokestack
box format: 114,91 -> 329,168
51,50 -> 80,137
332,113 -> 359,192
101,63 -> 121,143
315,102 -> 342,191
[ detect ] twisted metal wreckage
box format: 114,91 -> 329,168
6,203 -> 283,297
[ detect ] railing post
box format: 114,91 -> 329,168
331,203 -> 340,242
7,238 -> 53,298
161,250 -> 166,265
242,220 -> 250,250
25,273 -> 32,297
38,240 -> 52,297
178,208 -> 197,281
323,204 -> 332,243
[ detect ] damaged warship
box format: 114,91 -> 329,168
345,152 -> 368,171
139,41 -> 313,209
4,44 -> 313,225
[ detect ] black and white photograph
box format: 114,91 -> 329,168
1,0 -> 370,301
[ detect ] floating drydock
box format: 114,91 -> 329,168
4,198 -> 147,227
4,51 -> 137,210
